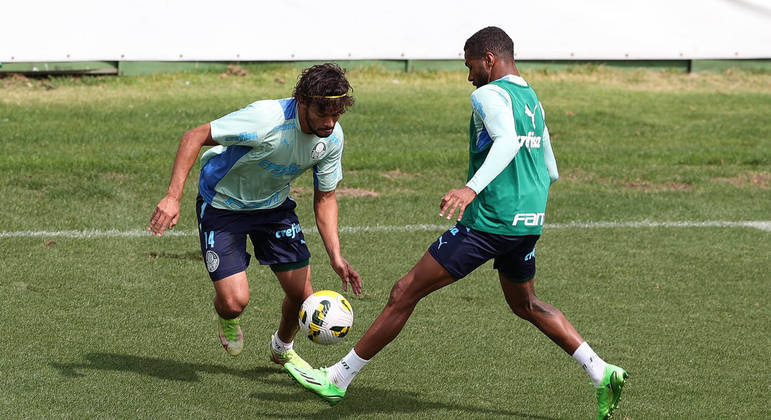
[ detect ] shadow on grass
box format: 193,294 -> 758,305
51,353 -> 558,419
50,352 -> 285,383
250,385 -> 559,420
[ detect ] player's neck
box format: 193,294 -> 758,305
490,62 -> 519,82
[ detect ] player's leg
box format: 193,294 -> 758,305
285,224 -> 489,405
213,271 -> 249,356
243,198 -> 314,368
497,242 -> 627,419
213,271 -> 250,318
286,251 -> 456,405
354,251 -> 455,359
196,195 -> 252,356
499,275 -> 583,352
269,263 -> 314,369
274,265 -> 313,343
494,235 -> 584,353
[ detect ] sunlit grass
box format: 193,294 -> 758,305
0,66 -> 769,419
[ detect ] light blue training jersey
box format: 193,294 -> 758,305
200,98 -> 344,211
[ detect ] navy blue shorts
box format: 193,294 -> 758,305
427,223 -> 539,282
196,195 -> 311,281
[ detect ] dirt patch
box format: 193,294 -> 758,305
562,170 -> 693,191
381,169 -> 423,181
2,73 -> 33,88
290,186 -> 380,198
562,168 -> 596,182
290,186 -> 310,198
713,172 -> 770,189
336,187 -> 380,198
624,181 -> 691,191
219,65 -> 248,79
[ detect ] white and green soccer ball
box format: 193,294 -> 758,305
298,290 -> 354,345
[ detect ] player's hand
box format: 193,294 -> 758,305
439,186 -> 477,221
147,195 -> 181,237
331,255 -> 362,295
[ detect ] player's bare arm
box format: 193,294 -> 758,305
148,123 -> 217,236
314,188 -> 362,294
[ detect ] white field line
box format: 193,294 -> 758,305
0,221 -> 769,239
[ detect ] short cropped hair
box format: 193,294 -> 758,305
293,63 -> 355,114
464,26 -> 514,60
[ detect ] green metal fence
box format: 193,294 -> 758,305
1,59 -> 769,76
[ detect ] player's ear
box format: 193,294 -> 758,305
484,51 -> 496,67
297,99 -> 308,114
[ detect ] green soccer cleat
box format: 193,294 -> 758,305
596,364 -> 628,420
285,363 -> 346,406
218,316 -> 243,356
270,341 -> 312,370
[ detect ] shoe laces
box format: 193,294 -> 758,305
220,318 -> 241,340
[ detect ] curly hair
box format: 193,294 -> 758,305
464,26 -> 514,60
293,63 -> 355,114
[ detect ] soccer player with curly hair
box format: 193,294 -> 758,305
148,63 -> 361,369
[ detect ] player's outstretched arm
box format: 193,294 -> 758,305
148,123 -> 216,237
313,188 -> 362,295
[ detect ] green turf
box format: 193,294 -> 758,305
0,65 -> 769,419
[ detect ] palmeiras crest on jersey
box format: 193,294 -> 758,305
311,142 -> 326,159
205,250 -> 220,273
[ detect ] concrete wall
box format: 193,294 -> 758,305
2,0 -> 770,63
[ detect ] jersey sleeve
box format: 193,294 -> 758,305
542,126 -> 559,184
209,100 -> 282,147
538,101 -> 559,184
313,126 -> 344,192
466,85 -> 521,193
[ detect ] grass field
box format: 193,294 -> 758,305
0,65 -> 769,419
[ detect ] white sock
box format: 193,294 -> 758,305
327,349 -> 369,389
572,342 -> 608,387
272,331 -> 293,354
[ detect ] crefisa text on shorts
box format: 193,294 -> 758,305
275,222 -> 303,239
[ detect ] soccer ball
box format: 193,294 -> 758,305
298,290 -> 354,345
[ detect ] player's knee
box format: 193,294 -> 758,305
217,294 -> 249,318
510,298 -> 553,320
282,287 -> 306,305
386,277 -> 420,310
510,302 -> 533,320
